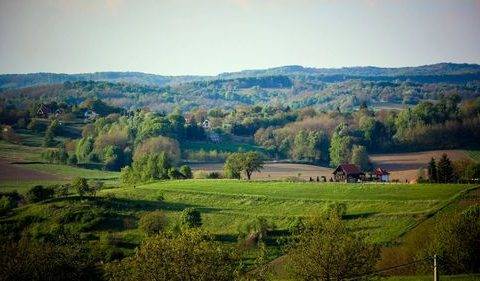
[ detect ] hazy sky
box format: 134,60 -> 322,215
0,0 -> 479,75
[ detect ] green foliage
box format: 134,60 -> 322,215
139,211 -> 168,236
27,119 -> 46,133
41,147 -> 68,164
0,238 -> 101,281
42,127 -> 55,147
292,129 -> 329,163
121,152 -> 172,184
167,167 -> 184,179
238,217 -> 275,246
72,177 -> 89,197
224,152 -> 264,180
102,145 -> 125,171
428,157 -> 438,183
286,214 -> 380,280
181,207 -> 202,228
329,123 -> 353,167
437,154 -> 455,183
224,153 -> 243,179
105,229 -> 239,281
418,205 -> 480,274
76,136 -> 95,162
67,153 -> 78,166
25,185 -> 54,203
179,165 -> 193,179
0,196 -> 17,215
350,145 -> 370,171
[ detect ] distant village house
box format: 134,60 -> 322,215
332,164 -> 365,182
374,168 -> 390,182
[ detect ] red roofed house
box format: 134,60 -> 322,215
332,164 -> 365,182
374,167 -> 390,182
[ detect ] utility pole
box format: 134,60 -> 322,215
433,254 -> 439,281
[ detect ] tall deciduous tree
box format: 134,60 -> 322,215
224,152 -> 264,180
105,229 -> 239,281
351,145 -> 370,171
286,214 -> 380,280
329,123 -> 352,167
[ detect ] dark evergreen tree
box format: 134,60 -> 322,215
428,157 -> 438,183
437,154 -> 454,183
43,128 -> 55,147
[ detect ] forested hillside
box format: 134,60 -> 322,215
2,70 -> 480,112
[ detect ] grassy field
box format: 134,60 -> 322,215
0,140 -> 119,192
99,180 -> 472,244
1,178 -> 477,278
465,150 -> 480,163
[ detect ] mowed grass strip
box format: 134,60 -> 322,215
103,180 -> 471,243
138,180 -> 469,202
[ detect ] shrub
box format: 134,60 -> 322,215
417,205 -> 480,274
105,229 -> 239,281
286,214 -> 380,280
0,196 -> 17,215
0,238 -> 101,280
41,148 -> 68,164
25,185 -> 54,203
167,168 -> 184,179
206,171 -> 222,179
139,211 -> 168,236
27,119 -> 47,133
179,165 -> 193,179
72,177 -> 89,197
1,125 -> 20,144
181,208 -> 202,228
67,154 -> 78,166
238,217 -> 275,247
287,217 -> 305,235
54,184 -> 70,197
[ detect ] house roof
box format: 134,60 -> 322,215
374,167 -> 390,176
333,164 -> 364,175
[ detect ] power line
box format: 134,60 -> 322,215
344,257 -> 431,281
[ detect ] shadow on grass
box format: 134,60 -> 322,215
46,196 -> 220,213
343,212 -> 378,220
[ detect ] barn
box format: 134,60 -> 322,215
332,164 -> 365,182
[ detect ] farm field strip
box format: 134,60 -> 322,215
138,180 -> 470,201
101,180 -> 472,243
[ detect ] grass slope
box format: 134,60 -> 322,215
100,180 -> 470,244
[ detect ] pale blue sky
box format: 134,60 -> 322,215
0,0 -> 479,75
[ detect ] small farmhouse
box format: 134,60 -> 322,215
374,168 -> 390,182
332,164 -> 365,182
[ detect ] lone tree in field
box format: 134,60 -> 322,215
428,157 -> 438,183
286,213 -> 380,280
72,177 -> 89,197
224,152 -> 264,180
437,154 -> 454,183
